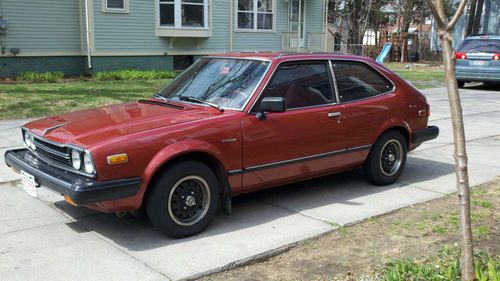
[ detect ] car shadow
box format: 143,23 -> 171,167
56,155 -> 455,252
463,83 -> 500,91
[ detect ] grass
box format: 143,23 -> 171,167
18,71 -> 64,83
378,246 -> 500,281
0,79 -> 170,120
384,62 -> 446,83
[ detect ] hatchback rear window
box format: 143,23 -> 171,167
457,39 -> 500,53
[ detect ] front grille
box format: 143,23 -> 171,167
33,137 -> 72,167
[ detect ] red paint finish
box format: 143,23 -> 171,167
20,53 -> 431,213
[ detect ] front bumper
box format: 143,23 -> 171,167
412,126 -> 439,145
4,149 -> 141,205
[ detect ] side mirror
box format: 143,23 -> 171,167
256,97 -> 287,120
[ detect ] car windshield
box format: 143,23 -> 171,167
458,39 -> 500,53
158,58 -> 270,110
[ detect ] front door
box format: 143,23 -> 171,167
241,61 -> 346,192
289,0 -> 305,49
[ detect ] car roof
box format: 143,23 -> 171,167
205,52 -> 374,63
465,34 -> 500,40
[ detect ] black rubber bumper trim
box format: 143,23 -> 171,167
4,148 -> 141,205
412,125 -> 439,145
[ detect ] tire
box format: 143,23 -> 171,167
363,130 -> 407,186
146,160 -> 219,238
457,81 -> 465,88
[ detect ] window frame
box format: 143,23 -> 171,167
249,59 -> 338,113
157,0 -> 210,30
330,59 -> 396,104
102,0 -> 129,14
235,0 -> 276,32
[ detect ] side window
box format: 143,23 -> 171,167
254,62 -> 334,111
332,61 -> 393,103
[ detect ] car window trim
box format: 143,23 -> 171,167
330,59 -> 396,104
248,59 -> 338,113
328,60 -> 341,104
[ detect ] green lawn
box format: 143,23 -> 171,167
385,62 -> 446,82
0,79 -> 170,120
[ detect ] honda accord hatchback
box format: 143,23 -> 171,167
5,53 -> 439,237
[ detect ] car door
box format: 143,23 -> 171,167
241,61 -> 347,192
331,60 -> 399,167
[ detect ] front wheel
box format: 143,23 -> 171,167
364,131 -> 407,186
146,160 -> 219,238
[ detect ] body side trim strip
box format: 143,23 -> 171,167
228,144 -> 372,175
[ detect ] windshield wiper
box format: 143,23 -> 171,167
179,96 -> 224,112
153,93 -> 170,102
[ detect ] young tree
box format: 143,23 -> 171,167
424,0 -> 474,280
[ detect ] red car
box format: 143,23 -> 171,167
5,53 -> 438,237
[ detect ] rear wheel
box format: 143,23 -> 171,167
146,160 -> 219,238
364,131 -> 407,186
457,81 -> 465,88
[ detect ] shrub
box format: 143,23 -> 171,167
378,246 -> 500,281
18,71 -> 64,83
94,70 -> 178,80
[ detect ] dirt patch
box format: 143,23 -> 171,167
202,179 -> 500,281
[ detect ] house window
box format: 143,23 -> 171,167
103,0 -> 128,13
237,0 -> 274,31
159,0 -> 209,29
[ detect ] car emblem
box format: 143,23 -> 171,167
222,138 -> 237,143
43,123 -> 67,135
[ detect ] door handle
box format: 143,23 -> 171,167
328,112 -> 341,118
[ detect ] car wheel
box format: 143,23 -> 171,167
146,160 -> 219,238
364,131 -> 407,186
457,81 -> 465,88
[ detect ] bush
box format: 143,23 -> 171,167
378,246 -> 500,281
18,71 -> 64,83
94,70 -> 178,80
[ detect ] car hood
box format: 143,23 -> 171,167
24,100 -> 223,147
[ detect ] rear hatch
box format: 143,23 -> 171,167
455,37 -> 500,72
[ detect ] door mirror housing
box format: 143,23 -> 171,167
257,97 -> 287,120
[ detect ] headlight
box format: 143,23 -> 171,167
24,132 -> 31,148
29,134 -> 36,150
23,131 -> 36,150
83,151 -> 95,174
71,149 -> 81,170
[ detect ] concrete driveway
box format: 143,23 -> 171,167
1,85 -> 499,281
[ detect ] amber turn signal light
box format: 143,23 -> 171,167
64,195 -> 78,206
107,153 -> 129,165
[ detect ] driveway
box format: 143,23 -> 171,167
1,86 -> 499,281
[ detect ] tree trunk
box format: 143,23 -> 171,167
472,0 -> 484,34
440,32 -> 475,281
466,0 -> 478,36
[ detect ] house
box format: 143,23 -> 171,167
0,0 -> 328,77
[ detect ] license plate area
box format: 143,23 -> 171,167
21,170 -> 37,197
472,60 -> 486,66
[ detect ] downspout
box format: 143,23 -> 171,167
323,0 -> 328,52
297,0 -> 301,52
84,0 -> 93,69
229,0 -> 233,52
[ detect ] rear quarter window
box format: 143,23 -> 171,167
332,61 -> 394,103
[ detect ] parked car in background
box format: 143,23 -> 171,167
5,53 -> 439,238
455,35 -> 500,87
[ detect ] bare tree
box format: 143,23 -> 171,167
424,0 -> 474,280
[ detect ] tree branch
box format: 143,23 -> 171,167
448,0 -> 469,30
436,0 -> 448,26
425,0 -> 445,27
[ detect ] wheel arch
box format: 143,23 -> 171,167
140,145 -> 231,214
373,119 -> 412,149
